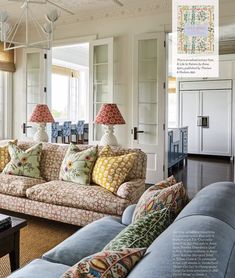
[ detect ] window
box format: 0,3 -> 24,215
51,74 -> 69,122
51,43 -> 89,124
51,69 -> 88,123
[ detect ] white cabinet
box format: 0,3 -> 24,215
89,38 -> 113,144
180,80 -> 232,157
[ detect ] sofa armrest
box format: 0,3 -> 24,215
121,204 -> 136,225
42,216 -> 125,267
116,179 -> 145,202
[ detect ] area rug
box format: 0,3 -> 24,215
0,211 -> 77,278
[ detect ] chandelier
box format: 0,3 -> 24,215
0,0 -> 74,51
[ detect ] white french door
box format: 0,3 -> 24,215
132,32 -> 166,184
89,37 -> 114,145
23,49 -> 47,139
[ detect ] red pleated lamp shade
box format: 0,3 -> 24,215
29,104 -> 54,123
95,104 -> 125,125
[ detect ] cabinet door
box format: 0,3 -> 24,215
132,32 -> 166,183
180,91 -> 200,154
200,89 -> 232,156
89,38 -> 113,144
23,49 -> 46,139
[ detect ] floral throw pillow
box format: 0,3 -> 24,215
60,144 -> 98,185
133,182 -> 188,223
132,176 -> 177,222
92,146 -> 137,193
0,139 -> 17,172
61,248 -> 146,278
104,208 -> 171,251
3,142 -> 42,179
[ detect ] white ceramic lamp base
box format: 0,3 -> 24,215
33,123 -> 49,142
100,125 -> 118,146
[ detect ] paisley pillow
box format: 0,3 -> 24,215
133,182 -> 188,223
132,176 -> 177,222
3,142 -> 42,179
61,248 -> 146,278
60,144 -> 98,185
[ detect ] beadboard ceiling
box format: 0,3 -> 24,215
0,0 -> 235,40
0,0 -> 171,25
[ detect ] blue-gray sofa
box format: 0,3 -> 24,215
8,182 -> 235,278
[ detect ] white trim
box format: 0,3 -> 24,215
52,35 -> 97,48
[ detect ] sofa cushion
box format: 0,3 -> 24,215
132,182 -> 188,222
122,204 -> 137,226
61,248 -> 146,278
59,144 -> 98,185
132,176 -> 177,222
43,216 -> 126,266
0,139 -> 17,172
7,259 -> 69,278
26,181 -> 130,215
104,208 -> 171,251
0,173 -> 45,197
154,175 -> 177,189
92,145 -> 137,193
127,215 -> 235,278
17,142 -> 147,182
3,142 -> 43,179
175,181 -> 235,230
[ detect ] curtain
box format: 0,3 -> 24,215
0,42 -> 15,73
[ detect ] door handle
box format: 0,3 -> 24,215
22,123 -> 32,134
133,127 -> 144,140
201,116 -> 209,128
197,116 -> 202,126
197,116 -> 209,128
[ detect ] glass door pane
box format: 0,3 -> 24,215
26,52 -> 41,138
91,39 -> 113,142
138,39 -> 158,145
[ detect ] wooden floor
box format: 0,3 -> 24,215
169,155 -> 234,199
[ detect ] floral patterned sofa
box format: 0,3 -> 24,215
0,141 -> 147,226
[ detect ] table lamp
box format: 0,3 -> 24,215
29,104 -> 54,142
95,103 -> 125,146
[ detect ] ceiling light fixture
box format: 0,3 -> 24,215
0,0 -> 74,51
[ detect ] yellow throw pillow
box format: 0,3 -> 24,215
92,145 -> 137,193
98,144 -> 115,157
0,140 -> 17,172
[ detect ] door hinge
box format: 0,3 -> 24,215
164,41 -> 166,48
163,165 -> 165,172
163,82 -> 166,89
163,123 -> 166,130
44,87 -> 47,93
44,53 -> 47,59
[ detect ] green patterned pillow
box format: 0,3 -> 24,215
62,248 -> 146,278
60,144 -> 98,185
3,142 -> 42,179
104,208 -> 171,251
